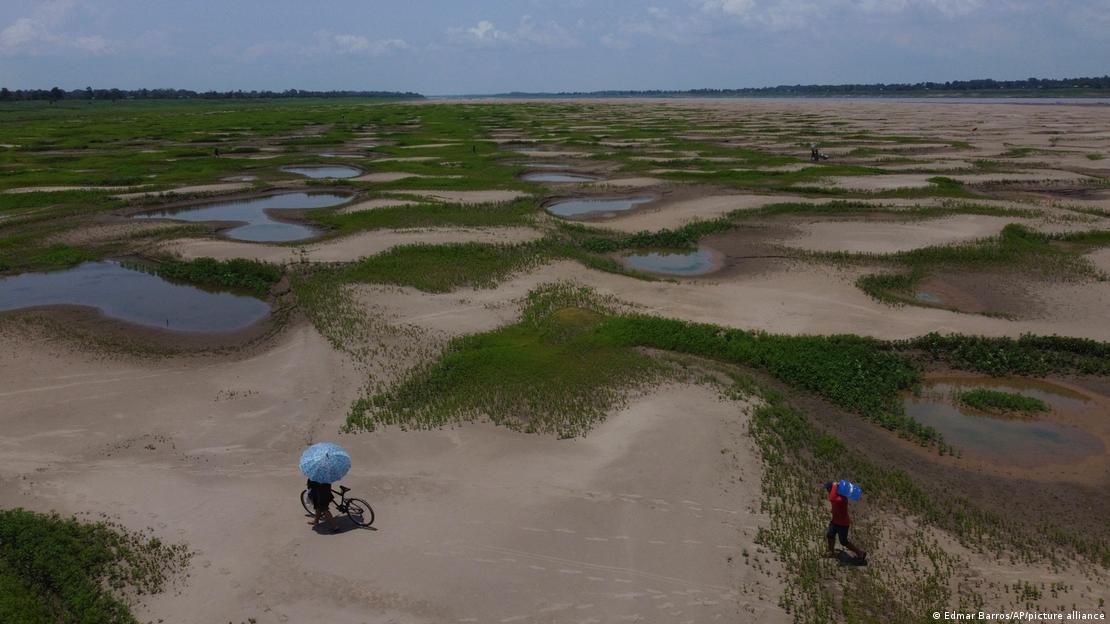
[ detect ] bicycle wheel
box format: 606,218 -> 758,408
300,489 -> 314,515
344,497 -> 374,527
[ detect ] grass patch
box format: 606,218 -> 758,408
0,508 -> 190,624
15,243 -> 99,272
595,314 -> 939,445
341,241 -> 553,293
855,268 -> 925,304
313,197 -> 537,233
956,388 -> 1049,414
847,224 -> 1105,306
347,283 -> 660,437
137,257 -> 281,296
895,333 -> 1110,376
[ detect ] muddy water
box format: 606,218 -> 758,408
133,192 -> 349,242
904,379 -> 1104,464
914,291 -> 943,305
546,196 -> 654,218
0,261 -> 270,332
280,165 -> 361,178
623,249 -> 717,276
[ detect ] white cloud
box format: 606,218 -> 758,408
698,0 -> 990,29
447,17 -> 578,49
701,0 -> 757,16
329,33 -> 410,56
241,31 -> 410,62
0,0 -> 111,56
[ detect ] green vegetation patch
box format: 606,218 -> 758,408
314,197 -> 537,234
956,388 -> 1049,414
139,257 -> 281,296
896,333 -> 1110,376
0,508 -> 190,624
595,315 -> 936,444
341,241 -> 551,293
348,283 -> 660,437
850,224 -> 1109,305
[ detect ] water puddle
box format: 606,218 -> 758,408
280,165 -> 361,179
623,249 -> 717,276
904,378 -> 1103,464
914,291 -> 943,305
546,196 -> 654,218
524,162 -> 573,169
133,192 -> 349,242
0,261 -> 270,332
523,172 -> 598,183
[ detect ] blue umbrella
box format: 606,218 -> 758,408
299,442 -> 351,483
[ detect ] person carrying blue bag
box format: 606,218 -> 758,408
823,479 -> 867,562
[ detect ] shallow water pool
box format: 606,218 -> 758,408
904,379 -> 1103,464
133,192 -> 349,242
281,165 -> 361,179
546,196 -> 653,218
0,261 -> 271,332
623,249 -> 716,276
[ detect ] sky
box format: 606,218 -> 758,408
1,0 -> 1108,95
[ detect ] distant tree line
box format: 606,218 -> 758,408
0,87 -> 424,102
492,76 -> 1110,98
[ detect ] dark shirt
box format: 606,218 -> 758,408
307,480 -> 334,506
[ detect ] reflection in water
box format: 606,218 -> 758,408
0,261 -> 271,332
546,196 -> 653,218
904,380 -> 1103,464
623,249 -> 716,276
280,165 -> 361,179
524,162 -> 572,169
134,192 -> 349,242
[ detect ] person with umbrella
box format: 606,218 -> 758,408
300,442 -> 351,533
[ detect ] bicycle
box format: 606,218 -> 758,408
301,485 -> 375,528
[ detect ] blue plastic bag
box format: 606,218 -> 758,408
837,479 -> 862,501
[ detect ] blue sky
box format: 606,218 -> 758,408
1,0 -> 1107,94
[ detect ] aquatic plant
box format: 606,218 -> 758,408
146,257 -> 281,296
956,388 -> 1049,414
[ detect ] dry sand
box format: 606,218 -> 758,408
449,260 -> 1110,341
588,177 -> 667,188
781,214 -> 1019,253
1088,248 -> 1110,274
514,150 -> 592,158
353,172 -> 427,183
5,98 -> 1110,621
160,227 -> 543,264
598,194 -> 812,233
114,182 -> 253,199
338,198 -> 420,214
821,175 -> 936,191
386,189 -> 530,204
0,323 -> 786,623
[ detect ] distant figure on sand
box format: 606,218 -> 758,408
824,481 -> 866,561
810,143 -> 820,161
307,479 -> 340,532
